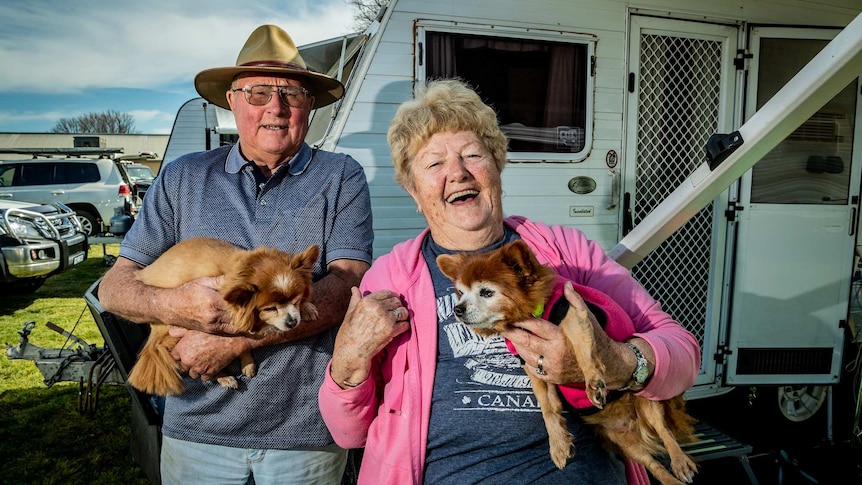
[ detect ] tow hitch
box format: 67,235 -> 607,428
5,320 -> 123,412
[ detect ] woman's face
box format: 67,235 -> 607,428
408,130 -> 504,250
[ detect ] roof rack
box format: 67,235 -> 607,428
0,147 -> 124,158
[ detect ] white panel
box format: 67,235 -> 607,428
726,207 -> 851,384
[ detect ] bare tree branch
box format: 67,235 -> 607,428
345,0 -> 389,31
51,110 -> 138,134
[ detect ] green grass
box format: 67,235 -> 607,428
1,244 -> 149,484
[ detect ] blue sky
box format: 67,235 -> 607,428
0,0 -> 357,134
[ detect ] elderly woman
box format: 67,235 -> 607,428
318,79 -> 700,484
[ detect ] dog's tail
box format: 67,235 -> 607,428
127,325 -> 184,396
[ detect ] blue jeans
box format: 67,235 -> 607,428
160,435 -> 348,485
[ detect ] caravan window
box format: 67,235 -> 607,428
424,30 -> 593,160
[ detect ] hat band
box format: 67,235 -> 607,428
240,60 -> 308,72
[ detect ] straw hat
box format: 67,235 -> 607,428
194,24 -> 345,110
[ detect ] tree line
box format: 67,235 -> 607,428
52,110 -> 138,134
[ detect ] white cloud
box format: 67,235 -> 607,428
0,0 -> 356,94
0,110 -> 71,124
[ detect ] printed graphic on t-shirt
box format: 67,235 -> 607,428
437,289 -> 541,412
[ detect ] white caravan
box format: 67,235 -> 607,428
163,0 -> 862,426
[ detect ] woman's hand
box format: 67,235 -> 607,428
501,281 -> 654,389
329,287 -> 410,389
501,313 -> 584,385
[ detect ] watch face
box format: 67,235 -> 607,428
627,343 -> 649,385
634,365 -> 649,384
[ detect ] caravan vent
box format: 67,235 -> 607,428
787,112 -> 844,143
736,348 -> 832,375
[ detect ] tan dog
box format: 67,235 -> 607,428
437,240 -> 698,485
127,237 -> 319,396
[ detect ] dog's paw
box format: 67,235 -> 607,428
588,378 -> 607,408
549,434 -> 574,469
241,361 -> 257,378
671,453 -> 698,483
216,376 -> 239,390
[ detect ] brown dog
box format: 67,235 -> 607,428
127,237 -> 319,396
437,240 -> 698,485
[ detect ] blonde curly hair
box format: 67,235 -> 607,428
387,79 -> 509,192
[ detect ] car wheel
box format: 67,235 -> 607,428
75,210 -> 100,236
777,385 -> 828,422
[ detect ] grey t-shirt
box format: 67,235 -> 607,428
420,229 -> 626,484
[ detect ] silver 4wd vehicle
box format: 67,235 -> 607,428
0,148 -> 138,236
121,162 -> 156,200
0,199 -> 88,292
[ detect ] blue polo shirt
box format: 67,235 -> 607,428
118,142 -> 373,449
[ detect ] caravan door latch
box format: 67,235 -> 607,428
725,202 -> 744,222
713,345 -> 733,364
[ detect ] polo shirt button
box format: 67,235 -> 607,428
260,200 -> 267,206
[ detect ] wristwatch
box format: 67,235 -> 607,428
625,342 -> 649,389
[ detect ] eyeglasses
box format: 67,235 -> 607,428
231,84 -> 311,107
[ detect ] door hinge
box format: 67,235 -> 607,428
725,202 -> 744,222
714,345 -> 733,364
734,49 -> 753,70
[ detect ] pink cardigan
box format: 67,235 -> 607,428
319,216 -> 701,484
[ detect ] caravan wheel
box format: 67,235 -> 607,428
777,385 -> 828,422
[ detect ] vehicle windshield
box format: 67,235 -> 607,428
125,165 -> 155,182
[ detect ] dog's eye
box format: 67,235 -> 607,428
479,288 -> 494,298
261,306 -> 277,313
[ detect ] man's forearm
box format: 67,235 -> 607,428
100,257 -> 229,332
99,257 -> 167,324
311,261 -> 367,325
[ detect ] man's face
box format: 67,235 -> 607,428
226,73 -> 314,166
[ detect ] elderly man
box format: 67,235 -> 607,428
99,25 -> 373,484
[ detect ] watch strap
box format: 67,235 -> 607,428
622,342 -> 649,390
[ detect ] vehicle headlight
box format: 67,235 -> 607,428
6,215 -> 43,238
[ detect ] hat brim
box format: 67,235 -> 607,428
194,66 -> 345,111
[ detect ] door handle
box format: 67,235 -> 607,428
607,169 -> 619,210
851,207 -> 859,236
0,193 -> 11,198
623,192 -> 633,235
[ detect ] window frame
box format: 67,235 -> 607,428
415,20 -> 596,163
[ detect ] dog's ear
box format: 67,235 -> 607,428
222,279 -> 256,309
295,244 -> 320,270
301,302 -> 319,322
436,254 -> 463,281
501,240 -> 540,282
219,278 -> 258,332
230,302 -> 258,332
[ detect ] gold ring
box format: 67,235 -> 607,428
536,355 -> 546,375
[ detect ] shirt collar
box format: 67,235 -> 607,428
224,142 -> 313,175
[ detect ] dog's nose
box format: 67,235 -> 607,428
285,317 -> 299,329
454,305 -> 465,318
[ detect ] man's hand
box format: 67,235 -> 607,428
168,327 -> 251,380
164,275 -> 247,335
